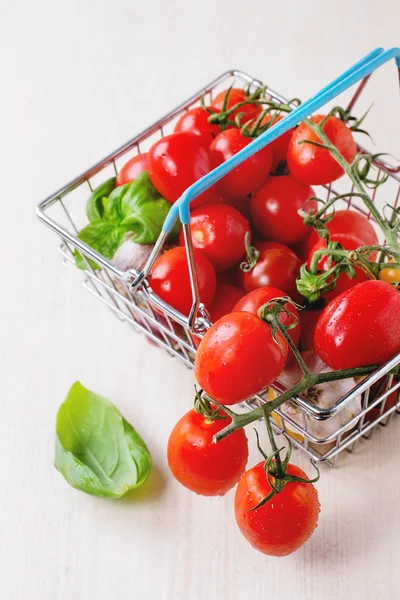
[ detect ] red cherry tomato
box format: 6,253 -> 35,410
299,307 -> 324,351
210,88 -> 262,126
148,131 -> 214,207
149,247 -> 216,316
116,154 -> 148,186
306,209 -> 379,255
210,194 -> 252,220
287,115 -> 357,185
208,283 -> 244,323
243,246 -> 303,303
251,175 -> 317,244
307,233 -> 370,302
259,113 -> 295,170
194,312 -> 287,404
179,204 -> 250,272
174,106 -> 220,144
315,280 -> 400,369
235,461 -> 320,556
233,286 -> 300,363
210,129 -> 272,199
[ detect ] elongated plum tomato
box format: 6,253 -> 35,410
167,408 -> 248,496
148,131 -> 214,207
194,312 -> 287,404
174,106 -> 220,144
306,209 -> 379,255
315,280 -> 400,370
251,175 -> 317,244
210,88 -> 262,126
116,153 -> 148,186
307,233 -> 370,302
243,246 -> 303,303
235,461 -> 320,556
287,115 -> 357,185
233,286 -> 300,363
210,129 -> 273,199
180,204 -> 250,272
148,247 -> 216,316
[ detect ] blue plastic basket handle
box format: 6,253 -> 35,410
162,46 -> 400,233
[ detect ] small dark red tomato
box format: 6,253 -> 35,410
179,204 -> 250,272
236,241 -> 298,288
306,209 -> 379,255
174,106 -> 220,144
233,286 -> 300,361
210,129 -> 273,199
235,461 -> 320,556
299,307 -> 324,351
210,88 -> 262,126
243,247 -> 303,303
148,131 -> 214,207
287,114 -> 357,185
149,247 -> 216,316
167,408 -> 248,496
116,154 -> 148,186
208,283 -> 244,323
259,113 -> 295,170
307,233 -> 370,302
194,312 -> 287,405
314,280 -> 400,369
251,175 -> 317,244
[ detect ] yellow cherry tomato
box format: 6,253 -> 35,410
380,258 -> 400,284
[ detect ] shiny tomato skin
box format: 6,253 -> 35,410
299,308 -> 324,351
210,88 -> 262,126
251,175 -> 317,244
380,260 -> 400,284
259,114 -> 295,170
210,129 -> 273,199
148,131 -> 214,207
167,408 -> 248,496
306,209 -> 379,255
233,286 -> 300,361
287,115 -> 357,185
307,233 -> 370,302
235,461 -> 320,556
315,280 -> 400,369
174,107 -> 220,144
149,247 -> 216,316
209,283 -> 244,323
195,312 -> 287,404
116,154 -> 148,186
243,247 -> 303,303
179,204 -> 251,272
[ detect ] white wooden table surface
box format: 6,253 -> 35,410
1,1 -> 400,598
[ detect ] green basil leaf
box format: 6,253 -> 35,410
74,220 -> 124,270
55,382 -> 152,498
86,177 -> 116,221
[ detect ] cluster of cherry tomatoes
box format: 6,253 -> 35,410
116,86 -> 400,556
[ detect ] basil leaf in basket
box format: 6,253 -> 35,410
74,220 -> 125,270
86,177 -> 116,221
55,382 -> 152,498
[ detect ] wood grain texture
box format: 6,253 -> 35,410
1,1 -> 399,598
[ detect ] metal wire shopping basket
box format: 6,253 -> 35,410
37,47 -> 400,466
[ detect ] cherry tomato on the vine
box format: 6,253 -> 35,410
180,204 -> 250,272
380,259 -> 400,284
116,154 -> 148,186
306,209 -> 379,255
210,129 -> 273,199
233,286 -> 300,363
149,247 -> 216,316
287,115 -> 357,185
210,88 -> 262,126
251,175 -> 317,244
307,233 -> 370,302
148,131 -> 214,207
195,311 -> 287,404
315,280 -> 400,370
235,461 -> 320,556
167,408 -> 248,496
174,107 -> 220,144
